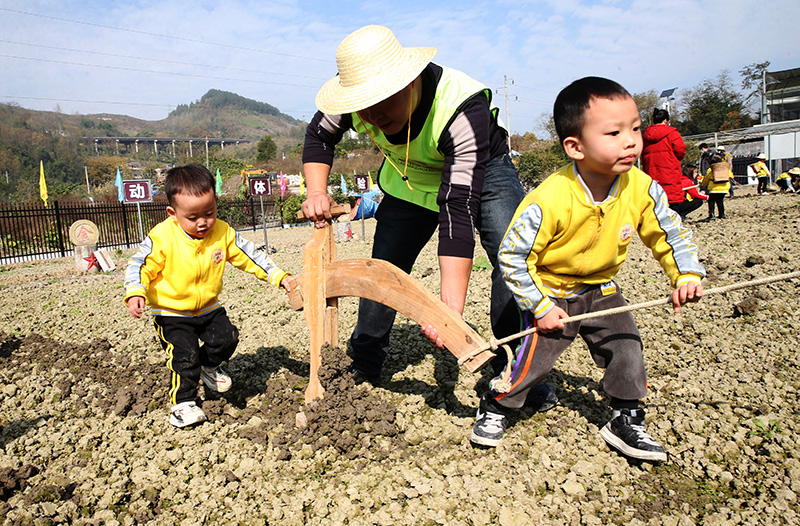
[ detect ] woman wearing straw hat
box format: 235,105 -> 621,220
301,25 -> 549,399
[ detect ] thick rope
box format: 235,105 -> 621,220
458,271 -> 800,380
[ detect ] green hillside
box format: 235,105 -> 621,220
79,89 -> 305,141
0,90 -> 308,203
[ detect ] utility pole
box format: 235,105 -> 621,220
504,75 -> 513,152
498,76 -> 519,152
84,166 -> 90,195
761,69 -> 768,124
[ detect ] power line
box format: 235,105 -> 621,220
0,39 -> 328,81
0,54 -> 319,90
516,97 -> 553,105
513,83 -> 557,95
508,113 -> 543,120
0,7 -> 331,64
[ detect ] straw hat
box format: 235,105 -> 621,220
717,145 -> 726,151
757,153 -> 767,160
315,25 -> 437,115
789,167 -> 800,175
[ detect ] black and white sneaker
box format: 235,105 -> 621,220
470,395 -> 510,447
600,408 -> 667,462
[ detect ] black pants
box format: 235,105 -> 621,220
669,199 -> 703,220
758,176 -> 770,194
707,194 -> 725,218
154,308 -> 239,404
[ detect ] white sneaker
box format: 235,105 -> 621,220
169,401 -> 207,428
201,366 -> 232,393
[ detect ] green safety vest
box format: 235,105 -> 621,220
352,65 -> 502,212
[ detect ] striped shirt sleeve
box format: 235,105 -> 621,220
436,95 -> 494,258
302,111 -> 353,166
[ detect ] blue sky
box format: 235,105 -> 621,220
1,0 -> 797,136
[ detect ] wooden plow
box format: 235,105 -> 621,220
286,205 -> 496,403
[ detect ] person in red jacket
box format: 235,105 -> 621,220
641,108 -> 686,211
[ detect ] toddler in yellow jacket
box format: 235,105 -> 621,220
471,77 -> 705,462
124,164 -> 292,428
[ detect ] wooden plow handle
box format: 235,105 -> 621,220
296,204 -> 351,221
287,258 -> 495,373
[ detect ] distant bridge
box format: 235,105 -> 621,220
85,136 -> 253,156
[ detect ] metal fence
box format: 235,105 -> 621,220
731,154 -> 760,186
0,198 -> 283,264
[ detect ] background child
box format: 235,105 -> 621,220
674,164 -> 708,221
124,164 -> 292,428
702,154 -> 732,220
776,167 -> 797,193
717,146 -> 735,197
471,77 -> 705,462
753,153 -> 771,195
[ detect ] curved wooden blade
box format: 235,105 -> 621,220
289,258 -> 494,373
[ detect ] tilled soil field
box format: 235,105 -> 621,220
0,186 -> 799,525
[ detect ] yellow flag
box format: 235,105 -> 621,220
39,161 -> 48,207
368,171 -> 375,190
299,171 -> 306,195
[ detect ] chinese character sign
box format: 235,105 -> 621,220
122,180 -> 153,203
354,174 -> 370,192
249,177 -> 272,197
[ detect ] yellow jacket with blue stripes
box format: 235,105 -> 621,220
124,218 -> 288,317
498,163 -> 705,318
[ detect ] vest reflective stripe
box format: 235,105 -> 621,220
352,66 -> 497,212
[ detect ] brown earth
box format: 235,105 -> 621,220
0,186 -> 799,525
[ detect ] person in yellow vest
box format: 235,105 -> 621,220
776,167 -> 797,193
300,25 -> 556,409
790,167 -> 800,192
717,146 -> 735,196
753,153 -> 771,195
702,153 -> 733,220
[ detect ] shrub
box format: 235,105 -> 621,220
281,194 -> 305,224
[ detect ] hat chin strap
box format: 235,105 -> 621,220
364,84 -> 415,191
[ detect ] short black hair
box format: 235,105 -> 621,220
164,164 -> 215,206
652,108 -> 670,124
699,142 -> 709,149
553,76 -> 632,143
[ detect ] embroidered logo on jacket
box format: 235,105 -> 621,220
619,224 -> 634,244
212,248 -> 224,265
